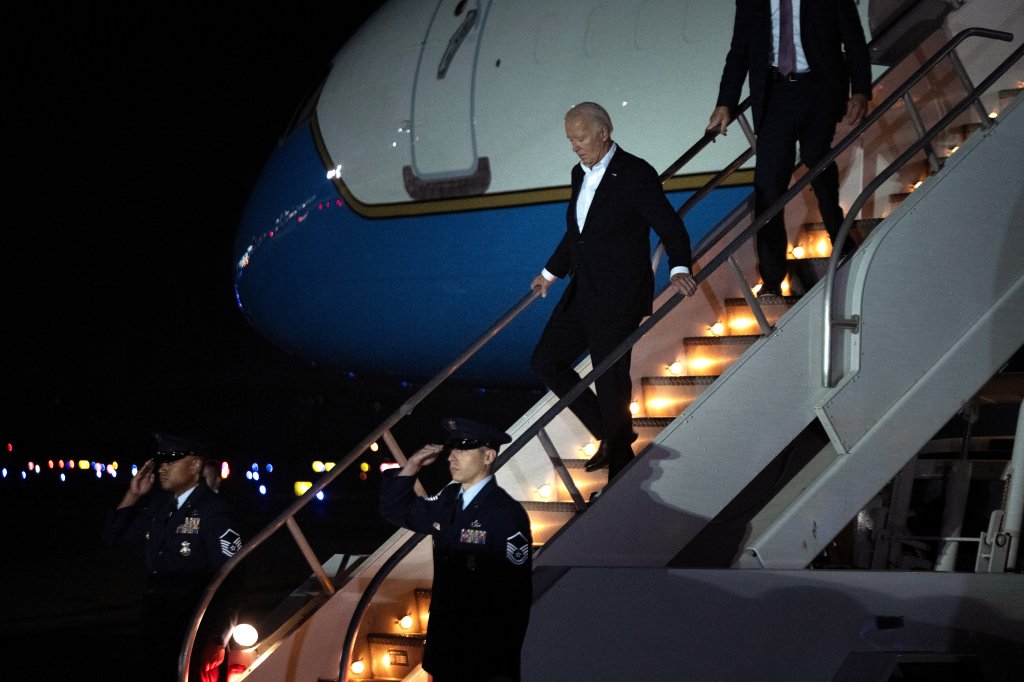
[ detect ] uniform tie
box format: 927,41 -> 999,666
778,0 -> 796,76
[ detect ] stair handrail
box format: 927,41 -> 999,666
334,26 -> 1017,682
822,37 -> 1022,387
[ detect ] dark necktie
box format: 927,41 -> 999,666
452,491 -> 463,525
778,0 -> 795,76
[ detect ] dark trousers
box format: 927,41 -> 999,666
531,294 -> 640,477
754,77 -> 845,292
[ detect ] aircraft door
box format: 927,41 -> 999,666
404,0 -> 492,200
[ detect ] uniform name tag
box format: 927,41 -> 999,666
460,528 -> 487,544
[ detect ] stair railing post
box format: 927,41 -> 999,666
537,427 -> 587,511
1004,400 -> 1024,571
902,93 -> 943,173
727,254 -> 772,335
948,48 -> 994,127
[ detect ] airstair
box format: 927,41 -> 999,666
181,6 -> 1024,682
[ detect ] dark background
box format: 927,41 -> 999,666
2,5 -> 537,679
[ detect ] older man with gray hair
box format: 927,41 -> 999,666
531,102 -> 697,480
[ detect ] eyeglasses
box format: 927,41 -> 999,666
444,438 -> 487,451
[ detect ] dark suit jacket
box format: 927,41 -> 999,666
544,146 -> 693,320
716,0 -> 872,129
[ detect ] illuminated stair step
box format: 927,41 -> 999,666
682,335 -> 759,375
366,632 -> 426,679
641,376 -> 718,417
521,500 -> 578,545
632,416 -> 673,450
724,296 -> 797,330
797,218 -> 882,251
556,458 -> 608,501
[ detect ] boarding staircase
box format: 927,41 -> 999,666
181,11 -> 1024,682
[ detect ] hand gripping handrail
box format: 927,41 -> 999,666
333,27 -> 1017,682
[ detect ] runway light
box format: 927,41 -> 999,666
538,483 -> 552,499
316,491 -> 325,501
221,462 -> 231,479
359,462 -> 369,473
350,660 -> 366,675
232,623 -> 259,647
60,473 -> 66,482
294,481 -> 313,496
582,442 -> 598,457
48,460 -> 54,469
264,464 -> 272,473
668,361 -> 684,375
399,614 -> 414,630
629,401 -> 640,415
259,485 -> 267,496
2,468 -> 6,478
370,442 -> 379,452
246,471 -> 253,480
69,460 -> 76,469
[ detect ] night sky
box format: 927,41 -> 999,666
5,5 -> 397,462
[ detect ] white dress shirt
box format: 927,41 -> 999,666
542,143 -> 689,281
772,0 -> 810,73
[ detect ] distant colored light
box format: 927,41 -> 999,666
400,380 -> 409,388
60,473 -> 66,482
106,464 -> 115,475
294,481 -> 313,496
258,485 -> 267,496
95,468 -> 102,479
34,465 -> 41,474
58,460 -> 65,469
221,462 -> 231,479
111,462 -> 118,470
6,443 -> 12,452
251,463 -> 259,471
380,462 -> 400,473
370,442 -> 379,452
358,472 -> 367,481
2,468 -> 6,478
246,471 -> 253,480
28,461 -> 35,471
131,464 -> 138,476
324,462 -> 336,472
69,460 -> 76,469
252,472 -> 260,481
359,462 -> 369,473
78,460 -> 90,470
48,460 -> 54,469
316,491 -> 325,501
265,464 -> 272,473
312,461 -> 325,473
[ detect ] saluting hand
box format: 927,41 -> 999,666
671,272 -> 698,297
401,444 -> 445,476
117,459 -> 155,508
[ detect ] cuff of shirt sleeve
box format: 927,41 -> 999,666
541,269 -> 557,282
670,266 -> 691,277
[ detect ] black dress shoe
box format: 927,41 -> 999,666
757,286 -> 782,299
584,441 -> 609,471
